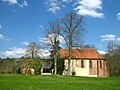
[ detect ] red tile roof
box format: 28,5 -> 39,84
60,48 -> 103,59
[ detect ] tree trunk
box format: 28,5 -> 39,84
54,54 -> 57,75
68,35 -> 72,76
68,57 -> 71,75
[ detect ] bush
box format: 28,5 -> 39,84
0,71 -> 4,74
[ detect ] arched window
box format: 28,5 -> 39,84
100,61 -> 102,69
89,60 -> 92,68
81,60 -> 84,68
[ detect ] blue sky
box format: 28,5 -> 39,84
0,0 -> 120,58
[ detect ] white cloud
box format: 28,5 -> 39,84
40,37 -> 50,44
62,0 -> 73,2
0,47 -> 51,58
22,41 -> 29,46
0,34 -> 10,41
19,0 -> 28,8
116,37 -> 120,41
0,47 -> 26,58
74,0 -> 104,18
2,0 -> 18,5
100,34 -> 116,41
40,34 -> 65,45
100,34 -> 120,41
2,0 -> 28,7
38,49 -> 51,58
117,12 -> 120,20
46,0 -> 61,13
23,0 -> 28,7
98,50 -> 107,55
0,34 -> 5,40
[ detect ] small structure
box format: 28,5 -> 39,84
20,67 -> 35,75
60,48 -> 108,77
41,61 -> 54,75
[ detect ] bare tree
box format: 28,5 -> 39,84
106,42 -> 120,76
25,42 -> 41,59
44,20 -> 61,75
61,11 -> 85,75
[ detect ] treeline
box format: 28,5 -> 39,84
0,58 -> 14,74
0,58 -> 43,74
106,42 -> 120,77
0,57 -> 64,75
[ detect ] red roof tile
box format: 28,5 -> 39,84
60,48 -> 103,59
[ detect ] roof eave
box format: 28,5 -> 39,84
60,57 -> 106,60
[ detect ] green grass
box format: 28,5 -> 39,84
0,74 -> 120,90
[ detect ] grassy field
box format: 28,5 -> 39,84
0,74 -> 120,90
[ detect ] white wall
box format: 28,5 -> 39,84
64,59 -> 98,77
75,60 -> 89,76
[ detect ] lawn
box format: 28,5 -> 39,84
0,74 -> 120,90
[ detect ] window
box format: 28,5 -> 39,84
81,60 -> 84,68
89,60 -> 92,68
100,61 -> 102,69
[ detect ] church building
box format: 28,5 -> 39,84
60,48 -> 108,77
